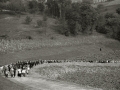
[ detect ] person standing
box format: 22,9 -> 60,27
26,65 -> 30,74
17,68 -> 22,77
13,65 -> 17,77
10,67 -> 14,77
22,67 -> 26,77
4,65 -> 9,78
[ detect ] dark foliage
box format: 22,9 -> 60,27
37,19 -> 43,27
0,0 -> 9,2
116,8 -> 120,15
6,0 -> 26,13
28,0 -> 38,13
96,12 -> 120,41
25,16 -> 32,24
38,3 -> 45,13
65,2 -> 97,35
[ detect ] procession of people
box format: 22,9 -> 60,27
0,59 -> 118,78
0,60 -> 42,78
0,59 -> 63,78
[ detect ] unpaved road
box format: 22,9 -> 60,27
9,77 -> 102,90
7,63 -> 105,90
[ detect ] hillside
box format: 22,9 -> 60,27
105,0 -> 120,6
92,0 -> 120,7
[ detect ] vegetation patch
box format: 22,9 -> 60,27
36,64 -> 120,90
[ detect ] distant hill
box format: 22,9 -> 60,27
105,0 -> 120,6
92,0 -> 120,7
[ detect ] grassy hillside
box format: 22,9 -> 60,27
98,4 -> 120,15
92,0 -> 120,7
0,14 -> 57,39
105,0 -> 120,6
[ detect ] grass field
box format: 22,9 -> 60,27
35,63 -> 120,90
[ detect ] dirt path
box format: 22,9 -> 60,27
8,63 -> 103,90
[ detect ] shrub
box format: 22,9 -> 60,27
26,36 -> 32,39
96,15 -> 107,34
96,25 -> 107,34
50,36 -> 56,40
105,13 -> 116,19
25,16 -> 32,24
37,20 -> 43,27
38,3 -> 45,13
43,14 -> 47,21
116,8 -> 120,15
0,35 -> 8,39
57,20 -> 70,36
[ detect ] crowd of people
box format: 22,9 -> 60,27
0,59 -> 64,78
0,59 -> 119,78
0,60 -> 40,78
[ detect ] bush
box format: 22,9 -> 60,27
116,8 -> 120,15
26,36 -> 33,39
96,25 -> 107,34
38,3 -> 45,13
57,20 -> 70,36
96,15 -> 107,34
105,13 -> 116,19
50,36 -> 56,40
43,14 -> 47,21
25,16 -> 32,24
37,20 -> 43,27
0,35 -> 8,39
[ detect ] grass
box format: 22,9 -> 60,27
36,63 -> 120,90
0,35 -> 119,53
92,0 -> 120,7
71,50 -> 120,62
59,67 -> 120,90
99,4 -> 120,15
105,0 -> 120,6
